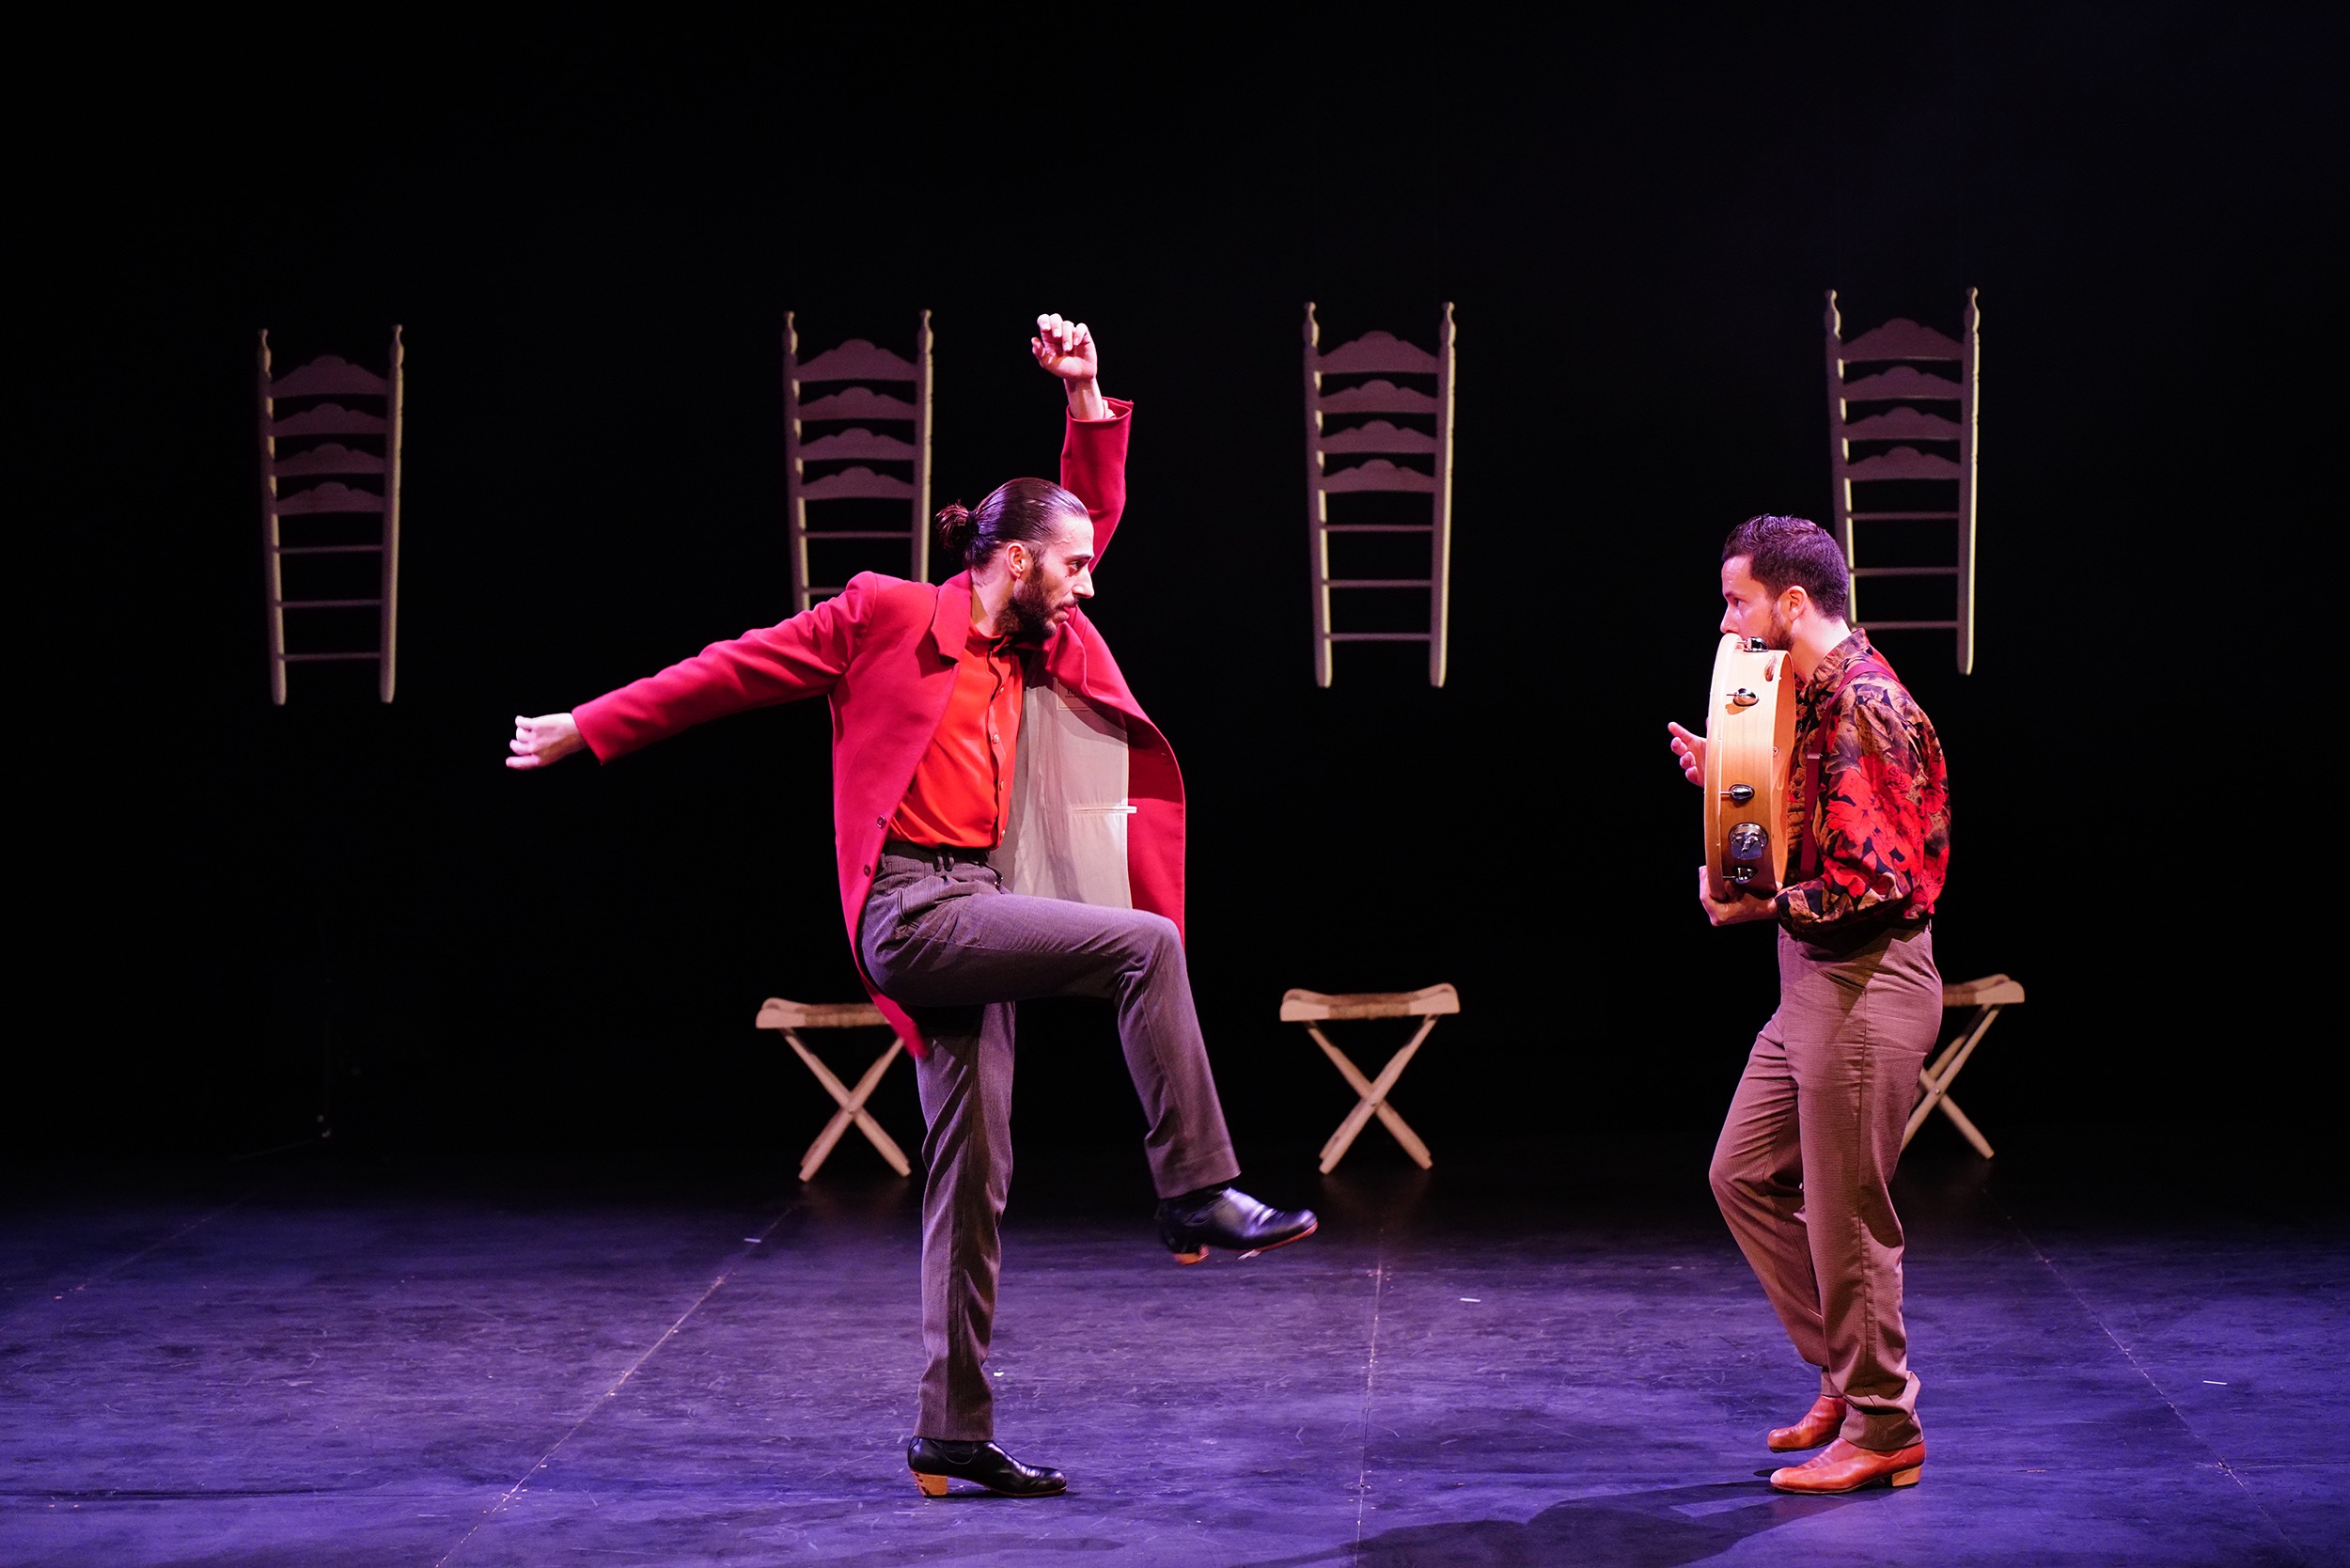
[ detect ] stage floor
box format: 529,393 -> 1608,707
2,1143 -> 2342,1567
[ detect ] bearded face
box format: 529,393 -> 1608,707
1007,565 -> 1060,640
998,513 -> 1096,639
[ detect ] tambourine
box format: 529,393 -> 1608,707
1703,633 -> 1797,902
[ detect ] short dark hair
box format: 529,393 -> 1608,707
936,478 -> 1088,570
1721,514 -> 1850,620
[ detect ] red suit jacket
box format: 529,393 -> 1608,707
572,400 -> 1183,1057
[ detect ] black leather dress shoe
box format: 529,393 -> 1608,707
906,1437 -> 1067,1497
1155,1186 -> 1318,1264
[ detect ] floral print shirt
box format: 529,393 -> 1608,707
1775,630 -> 1950,940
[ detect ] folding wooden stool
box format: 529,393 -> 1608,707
1280,984 -> 1459,1174
1904,973 -> 2025,1158
755,997 -> 912,1181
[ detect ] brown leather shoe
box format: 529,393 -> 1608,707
1766,1395 -> 1848,1452
1769,1436 -> 1925,1494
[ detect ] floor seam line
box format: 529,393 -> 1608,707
26,1192 -> 258,1313
431,1199 -> 804,1568
2000,1206 -> 2308,1566
1351,1226 -> 1387,1567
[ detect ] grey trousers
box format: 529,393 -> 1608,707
1709,922 -> 1941,1451
859,850 -> 1241,1441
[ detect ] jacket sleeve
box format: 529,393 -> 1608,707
1060,397 -> 1133,567
572,578 -> 869,763
1774,686 -> 1933,933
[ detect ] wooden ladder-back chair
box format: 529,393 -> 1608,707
1280,983 -> 1459,1173
785,312 -> 933,612
1904,972 -> 2024,1158
1825,290 -> 1982,673
1302,303 -> 1457,686
257,328 -> 403,703
755,997 -> 913,1182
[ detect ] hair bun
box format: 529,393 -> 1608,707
935,501 -> 975,556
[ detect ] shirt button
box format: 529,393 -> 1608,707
861,865 -> 870,875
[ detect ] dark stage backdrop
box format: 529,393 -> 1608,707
18,10 -> 2332,1179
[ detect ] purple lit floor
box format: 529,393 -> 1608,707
2,1142 -> 2342,1567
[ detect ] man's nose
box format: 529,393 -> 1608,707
1719,609 -> 1736,634
1073,569 -> 1094,599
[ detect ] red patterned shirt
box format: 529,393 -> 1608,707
1775,630 -> 1950,939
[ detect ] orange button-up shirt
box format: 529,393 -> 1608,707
887,621 -> 1026,849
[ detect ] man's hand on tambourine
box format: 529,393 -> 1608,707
508,713 -> 587,770
1033,313 -> 1108,421
1697,865 -> 1777,927
1667,722 -> 1706,786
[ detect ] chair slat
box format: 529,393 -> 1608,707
271,355 -> 389,398
275,482 -> 386,515
273,442 -> 385,477
1320,459 -> 1436,494
1319,419 -> 1438,454
794,338 -> 918,382
800,465 -> 916,500
273,402 -> 387,437
1838,318 -> 1964,361
1844,446 -> 1963,480
1842,408 -> 1962,441
1315,378 -> 1440,415
1839,366 -> 1962,400
1314,330 -> 1441,375
800,427 -> 917,462
797,386 -> 918,421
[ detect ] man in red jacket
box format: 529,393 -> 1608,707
1667,515 -> 1950,1496
508,314 -> 1314,1498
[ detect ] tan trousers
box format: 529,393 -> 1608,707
1710,922 -> 1940,1451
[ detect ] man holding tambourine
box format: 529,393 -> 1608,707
1666,515 -> 1950,1495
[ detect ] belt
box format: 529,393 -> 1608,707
882,838 -> 994,869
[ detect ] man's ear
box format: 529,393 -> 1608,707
1780,584 -> 1810,621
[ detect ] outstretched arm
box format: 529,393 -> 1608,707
502,582 -> 870,773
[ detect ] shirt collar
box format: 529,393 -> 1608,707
1805,628 -> 1874,694
966,621 -> 1021,656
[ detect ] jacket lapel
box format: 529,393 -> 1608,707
930,572 -> 972,663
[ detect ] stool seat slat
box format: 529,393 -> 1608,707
1280,983 -> 1460,1022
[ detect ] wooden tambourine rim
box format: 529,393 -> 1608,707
1702,633 -> 1797,902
